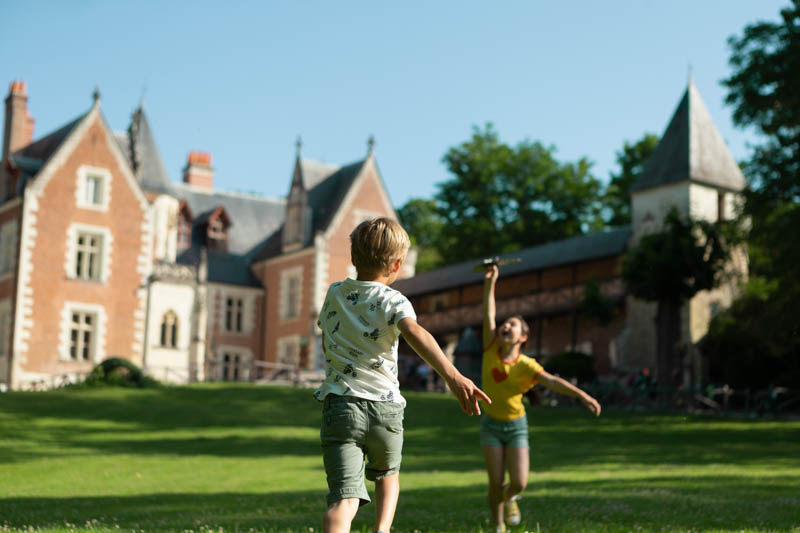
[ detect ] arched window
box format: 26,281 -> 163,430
160,310 -> 178,348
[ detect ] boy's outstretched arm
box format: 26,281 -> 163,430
535,370 -> 602,416
398,317 -> 491,416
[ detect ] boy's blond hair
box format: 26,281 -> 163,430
350,217 -> 410,276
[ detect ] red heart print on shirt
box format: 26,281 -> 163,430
491,368 -> 508,383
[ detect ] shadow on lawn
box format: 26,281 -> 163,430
3,386 -> 800,471
1,474 -> 797,532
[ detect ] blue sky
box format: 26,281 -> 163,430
0,1 -> 787,208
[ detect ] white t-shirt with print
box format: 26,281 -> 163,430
313,278 -> 416,406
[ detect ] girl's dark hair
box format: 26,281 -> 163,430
509,315 -> 530,348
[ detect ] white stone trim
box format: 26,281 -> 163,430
12,194 -> 38,377
75,165 -> 112,212
313,233 -> 328,330
64,222 -> 113,283
279,266 -> 303,323
58,301 -> 108,364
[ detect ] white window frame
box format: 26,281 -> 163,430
277,335 -> 300,366
160,310 -> 179,348
217,345 -> 252,382
65,223 -> 113,283
280,266 -> 303,322
58,301 -> 107,363
224,297 -> 244,333
0,220 -> 18,278
76,165 -> 112,211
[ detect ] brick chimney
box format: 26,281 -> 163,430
3,80 -> 36,162
182,151 -> 214,189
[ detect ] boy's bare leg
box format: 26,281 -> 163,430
324,498 -> 360,533
482,445 -> 506,526
504,447 -> 529,499
375,473 -> 400,532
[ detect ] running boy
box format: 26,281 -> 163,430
314,217 -> 490,533
481,264 -> 601,532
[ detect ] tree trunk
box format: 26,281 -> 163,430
655,299 -> 681,388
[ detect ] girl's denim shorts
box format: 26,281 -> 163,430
479,413 -> 529,448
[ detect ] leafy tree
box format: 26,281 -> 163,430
396,198 -> 444,273
622,209 -> 731,386
604,133 -> 659,226
723,0 -> 800,210
703,0 -> 800,385
433,124 -> 603,264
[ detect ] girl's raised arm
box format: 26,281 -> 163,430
482,265 -> 498,348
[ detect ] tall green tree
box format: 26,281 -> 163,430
433,124 -> 603,264
604,133 -> 659,226
622,209 -> 731,387
702,0 -> 800,385
396,198 -> 444,273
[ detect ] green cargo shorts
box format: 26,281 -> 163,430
320,394 -> 404,506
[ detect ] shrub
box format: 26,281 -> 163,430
81,358 -> 160,389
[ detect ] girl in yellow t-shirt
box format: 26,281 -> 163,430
481,264 -> 601,532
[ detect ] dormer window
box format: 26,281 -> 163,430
76,166 -> 111,211
202,206 -> 231,252
176,201 -> 194,251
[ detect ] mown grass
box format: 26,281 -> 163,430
0,384 -> 798,532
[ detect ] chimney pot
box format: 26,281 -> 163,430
183,150 -> 214,189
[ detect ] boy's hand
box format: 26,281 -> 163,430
447,374 -> 491,416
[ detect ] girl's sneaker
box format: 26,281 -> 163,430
503,485 -> 521,526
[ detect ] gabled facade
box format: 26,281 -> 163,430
0,79 -> 410,389
0,86 -> 152,388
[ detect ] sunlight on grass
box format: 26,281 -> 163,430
1,385 -> 798,532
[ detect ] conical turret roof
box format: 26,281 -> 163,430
632,80 -> 746,193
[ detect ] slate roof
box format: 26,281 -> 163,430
177,247 -> 261,287
172,182 -> 285,257
11,113 -> 87,175
632,80 -> 747,193
392,227 -> 632,297
250,157 -> 367,263
125,106 -> 172,193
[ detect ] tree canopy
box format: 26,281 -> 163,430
399,124 -> 603,269
603,133 -> 659,226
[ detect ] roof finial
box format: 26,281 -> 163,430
296,135 -> 303,158
367,134 -> 375,155
92,86 -> 101,106
688,63 -> 693,85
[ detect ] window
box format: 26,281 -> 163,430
717,192 -> 727,221
69,311 -> 95,361
0,221 -> 18,276
85,175 -> 103,205
278,336 -> 300,366
76,166 -> 111,211
280,267 -> 303,321
160,310 -> 178,348
225,297 -> 244,333
75,232 -> 103,281
177,214 -> 191,250
222,352 -> 242,381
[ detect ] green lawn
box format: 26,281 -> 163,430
1,384 -> 798,533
